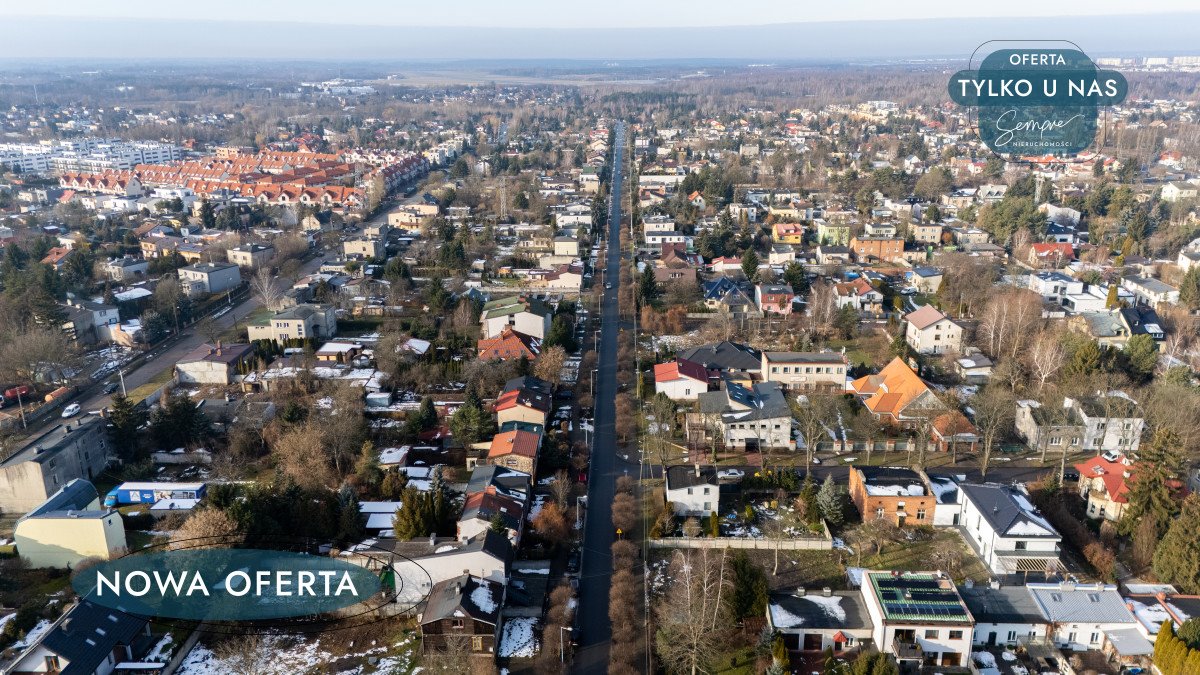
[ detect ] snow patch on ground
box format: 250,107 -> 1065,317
176,634 -> 415,674
12,619 -> 52,650
499,618 -> 539,658
972,652 -> 998,669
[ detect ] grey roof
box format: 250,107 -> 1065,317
465,465 -> 531,501
388,529 -> 513,563
40,601 -> 147,675
1028,583 -> 1137,624
503,375 -> 553,396
959,483 -> 1059,539
1124,275 -> 1177,294
697,380 -> 790,422
926,475 -> 960,504
180,261 -> 238,273
666,465 -> 719,490
763,351 -> 844,364
677,341 -> 761,373
769,591 -> 871,630
421,574 -> 502,626
1,416 -> 103,468
960,585 -> 1046,624
20,479 -> 100,520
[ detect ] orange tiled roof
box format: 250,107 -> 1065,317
851,357 -> 933,419
488,430 -> 540,459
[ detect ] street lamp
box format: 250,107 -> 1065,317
560,625 -> 573,662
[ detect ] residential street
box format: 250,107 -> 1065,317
573,122 -> 624,674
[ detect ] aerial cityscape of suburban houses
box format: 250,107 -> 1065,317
0,47 -> 1199,675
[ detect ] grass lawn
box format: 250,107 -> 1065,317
828,329 -> 892,369
126,529 -> 168,552
854,529 -> 992,584
714,647 -> 759,674
126,366 -> 176,404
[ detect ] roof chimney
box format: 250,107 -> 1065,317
695,463 -> 701,478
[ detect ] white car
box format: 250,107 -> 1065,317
61,403 -> 81,418
716,469 -> 745,482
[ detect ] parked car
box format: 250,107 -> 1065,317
717,468 -> 745,482
61,403 -> 81,418
566,549 -> 581,575
103,382 -> 119,394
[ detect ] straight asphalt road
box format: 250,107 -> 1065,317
573,122 -> 625,674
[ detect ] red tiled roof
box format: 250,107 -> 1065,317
488,430 -> 540,459
653,358 -> 709,384
1073,454 -> 1135,504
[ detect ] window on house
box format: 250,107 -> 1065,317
875,507 -> 885,519
1015,541 -> 1027,550
1090,632 -> 1100,644
949,630 -> 964,640
924,630 -> 939,639
1007,631 -> 1017,642
916,509 -> 926,520
472,636 -> 484,651
451,619 -> 465,629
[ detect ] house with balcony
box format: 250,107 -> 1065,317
1027,581 -> 1138,652
960,583 -> 1049,647
246,304 -> 338,344
834,277 -> 884,315
957,483 -> 1062,575
1121,275 -> 1180,308
685,379 -> 793,451
755,283 -> 795,315
1073,452 -> 1139,522
760,351 -> 848,392
860,571 -> 974,670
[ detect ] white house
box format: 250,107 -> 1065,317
957,483 -> 1062,575
1027,581 -> 1139,652
480,296 -> 553,341
665,465 -> 721,517
177,262 -> 241,297
960,584 -> 1049,647
860,570 -> 974,669
1121,276 -> 1180,308
904,305 -> 963,355
1027,271 -> 1084,305
653,358 -> 709,401
389,530 -> 511,607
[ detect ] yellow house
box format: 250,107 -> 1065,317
494,388 -> 551,428
772,222 -> 806,244
13,479 -> 127,569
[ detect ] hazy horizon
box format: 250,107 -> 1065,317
3,13 -> 1200,62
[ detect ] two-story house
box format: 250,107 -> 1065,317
957,483 -> 1062,575
849,466 -> 936,527
419,574 -> 504,661
834,277 -> 884,315
755,283 -> 795,315
686,379 -> 794,451
227,242 -> 274,269
860,570 -> 973,669
177,261 -> 242,297
1073,452 -> 1138,522
246,304 -> 338,343
760,352 -> 848,392
480,296 -> 553,341
665,464 -> 722,517
904,305 -> 963,355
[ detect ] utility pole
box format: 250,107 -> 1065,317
118,369 -> 127,397
16,390 -> 26,429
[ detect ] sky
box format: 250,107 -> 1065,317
3,0 -> 1200,28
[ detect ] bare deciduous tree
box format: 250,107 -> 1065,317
654,549 -> 730,675
1028,329 -> 1066,393
250,266 -> 284,312
213,634 -> 271,675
